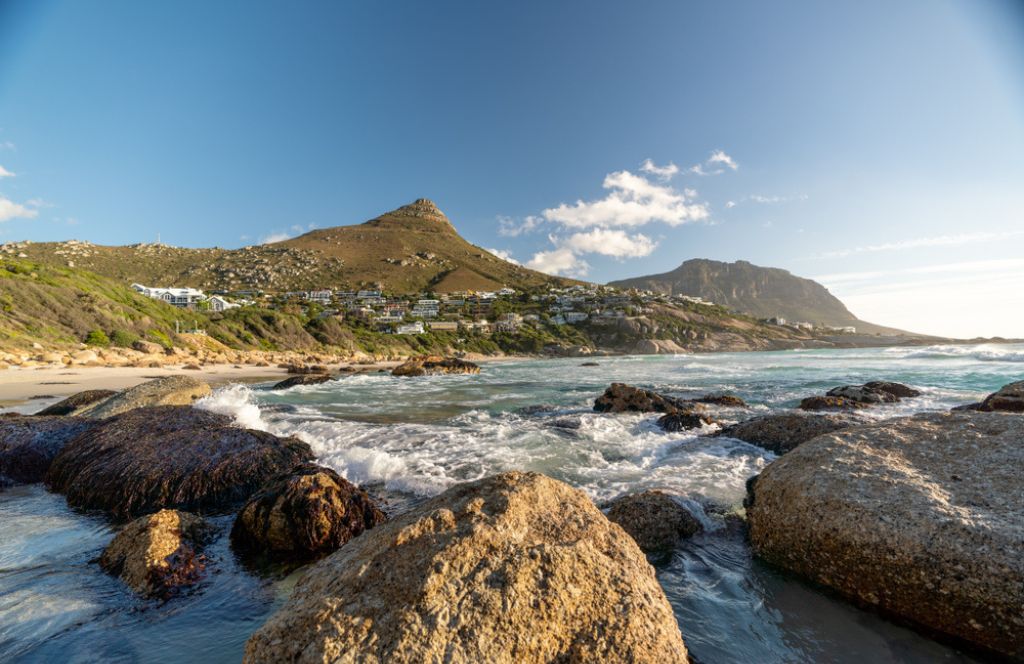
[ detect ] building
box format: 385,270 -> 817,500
411,299 -> 440,319
564,311 -> 589,324
131,284 -> 206,308
307,290 -> 333,305
428,321 -> 459,332
395,321 -> 425,335
495,312 -> 522,333
207,295 -> 240,312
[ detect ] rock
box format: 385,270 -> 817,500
657,410 -> 715,431
863,381 -> 922,399
271,374 -> 333,390
231,463 -> 387,562
798,395 -> 871,411
977,380 -> 1024,413
693,393 -> 747,407
632,338 -> 689,355
46,406 -> 312,519
605,490 -> 702,553
747,411 -> 1024,659
717,412 -> 861,454
182,363 -> 202,370
826,385 -> 899,404
99,509 -> 212,598
0,416 -> 97,485
580,361 -> 600,367
391,355 -> 480,377
34,389 -> 116,416
594,383 -> 688,414
80,376 -> 212,418
132,339 -> 164,355
285,363 -> 328,375
243,472 -> 688,664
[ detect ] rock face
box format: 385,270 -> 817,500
46,406 -> 312,519
0,416 -> 97,485
231,463 -> 387,561
391,355 -> 480,377
798,395 -> 870,411
80,376 -> 212,418
717,412 -> 860,454
747,411 -> 1024,658
34,389 -> 116,416
99,509 -> 212,598
657,411 -> 715,431
244,472 -> 688,664
272,374 -> 333,390
977,380 -> 1024,413
594,383 -> 688,414
605,490 -> 702,553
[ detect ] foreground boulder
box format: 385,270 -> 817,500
0,416 -> 97,486
594,383 -> 688,414
747,411 -> 1024,658
99,509 -> 212,598
34,389 -> 117,416
231,463 -> 387,562
863,381 -> 922,399
717,412 -> 860,454
271,374 -> 333,390
798,395 -> 871,411
244,472 -> 688,663
977,380 -> 1024,413
391,355 -> 480,377
605,490 -> 702,553
80,376 -> 212,418
46,406 -> 312,519
657,410 -> 715,431
825,385 -> 899,404
801,381 -> 920,411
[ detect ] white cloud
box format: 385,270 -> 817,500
725,200 -> 737,209
260,232 -> 292,244
0,166 -> 14,178
562,229 -> 657,258
0,195 -> 39,222
688,150 -> 739,176
818,231 -> 1024,259
525,247 -> 590,278
543,169 -> 708,229
0,141 -> 14,151
639,158 -> 679,180
485,247 -> 520,265
498,214 -> 542,237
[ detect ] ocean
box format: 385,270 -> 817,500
2,343 -> 1021,663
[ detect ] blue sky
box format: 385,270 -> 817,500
0,0 -> 1022,337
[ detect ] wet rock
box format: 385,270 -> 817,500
34,389 -> 116,416
243,472 -> 688,664
863,381 -> 922,399
99,509 -> 212,598
594,383 -> 688,414
0,416 -> 97,485
46,406 -> 312,519
605,490 -> 702,553
826,385 -> 899,404
284,363 -> 328,375
231,463 -> 387,562
391,355 -> 480,377
182,363 -> 202,371
80,376 -> 212,419
657,410 -> 715,431
798,395 -> 871,411
693,393 -> 747,408
977,380 -> 1024,413
580,361 -> 600,367
747,411 -> 1024,659
717,412 -> 861,454
271,374 -> 333,390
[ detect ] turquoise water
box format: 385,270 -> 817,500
2,343 -> 1021,662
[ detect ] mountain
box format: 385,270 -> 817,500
608,259 -> 906,335
1,199 -> 573,294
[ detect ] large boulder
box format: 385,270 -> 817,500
717,412 -> 860,454
798,395 -> 870,411
46,406 -> 312,519
80,376 -> 212,418
747,411 -> 1024,658
977,380 -> 1024,413
605,490 -> 702,553
244,472 -> 688,663
0,415 -> 97,485
231,463 -> 387,562
594,383 -> 688,414
99,509 -> 212,598
657,410 -> 715,431
391,355 -> 480,377
826,384 -> 899,404
863,381 -> 922,399
271,374 -> 333,390
35,389 -> 117,416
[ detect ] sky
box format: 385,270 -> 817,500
0,0 -> 1022,338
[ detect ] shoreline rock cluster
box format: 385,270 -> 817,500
593,383 -> 747,431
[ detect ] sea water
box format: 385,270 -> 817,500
2,343 -> 1021,663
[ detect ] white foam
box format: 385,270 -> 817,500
196,384 -> 268,430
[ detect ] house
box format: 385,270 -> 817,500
767,317 -> 788,326
564,311 -> 589,324
394,321 -> 425,335
207,295 -> 240,312
307,290 -> 333,305
522,313 -> 540,324
411,299 -> 440,319
428,321 -> 458,332
132,284 -> 206,308
498,287 -> 517,296
495,312 -> 522,333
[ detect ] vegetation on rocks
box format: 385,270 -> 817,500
0,416 -> 98,485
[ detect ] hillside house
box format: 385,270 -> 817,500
132,284 -> 206,308
207,295 -> 240,312
395,321 -> 425,335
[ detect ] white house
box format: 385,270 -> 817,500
395,321 -> 425,335
132,284 -> 206,308
207,295 -> 240,312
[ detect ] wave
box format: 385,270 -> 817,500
898,344 -> 1024,363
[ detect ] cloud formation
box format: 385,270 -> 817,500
485,247 -> 520,265
639,158 -> 679,180
562,229 -> 657,258
818,231 -> 1024,259
688,150 -> 739,176
525,247 -> 590,278
497,214 -> 542,237
0,166 -> 14,178
0,195 -> 39,222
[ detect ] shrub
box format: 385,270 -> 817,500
85,329 -> 110,346
109,329 -> 138,348
148,329 -> 173,349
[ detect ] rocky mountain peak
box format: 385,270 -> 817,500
388,198 -> 452,225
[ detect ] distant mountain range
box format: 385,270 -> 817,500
609,259 -> 908,335
3,199 -> 574,294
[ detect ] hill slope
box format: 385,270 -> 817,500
609,259 -> 906,335
0,199 -> 574,294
